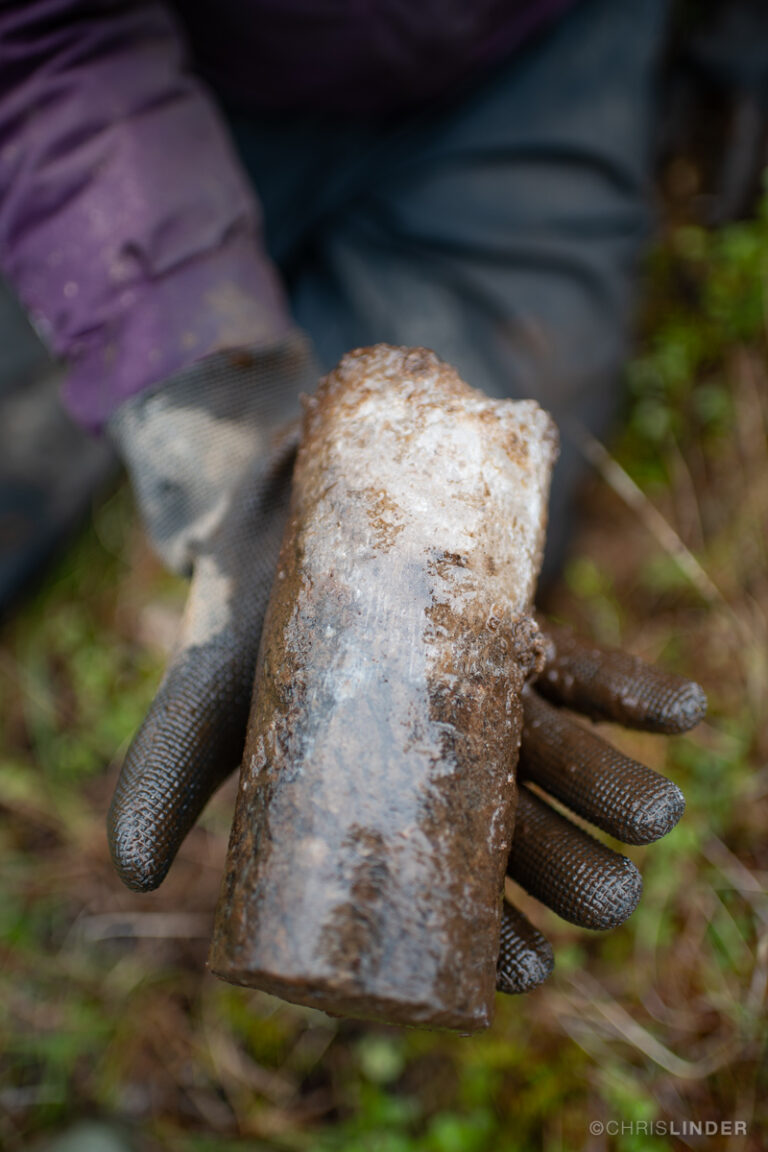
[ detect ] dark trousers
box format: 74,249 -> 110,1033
231,0 -> 669,577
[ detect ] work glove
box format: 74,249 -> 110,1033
108,344 -> 706,997
107,333 -> 314,891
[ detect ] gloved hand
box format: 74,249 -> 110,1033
107,333 -> 315,892
496,625 -> 706,994
108,344 -> 706,997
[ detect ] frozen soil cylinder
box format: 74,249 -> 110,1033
209,345 -> 558,1031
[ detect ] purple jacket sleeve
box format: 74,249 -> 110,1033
0,0 -> 292,430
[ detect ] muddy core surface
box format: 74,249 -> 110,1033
209,345 -> 557,1031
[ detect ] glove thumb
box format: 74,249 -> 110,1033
108,426 -> 298,891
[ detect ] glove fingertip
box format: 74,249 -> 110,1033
627,780 -> 686,845
588,856 -> 643,931
497,940 -> 554,996
107,803 -> 171,893
659,680 -> 707,735
496,904 -> 555,995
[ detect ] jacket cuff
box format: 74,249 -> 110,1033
60,229 -> 292,432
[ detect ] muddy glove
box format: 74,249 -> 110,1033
496,625 -> 706,994
107,333 -> 316,892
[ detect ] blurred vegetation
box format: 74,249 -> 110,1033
2,189 -> 768,1151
